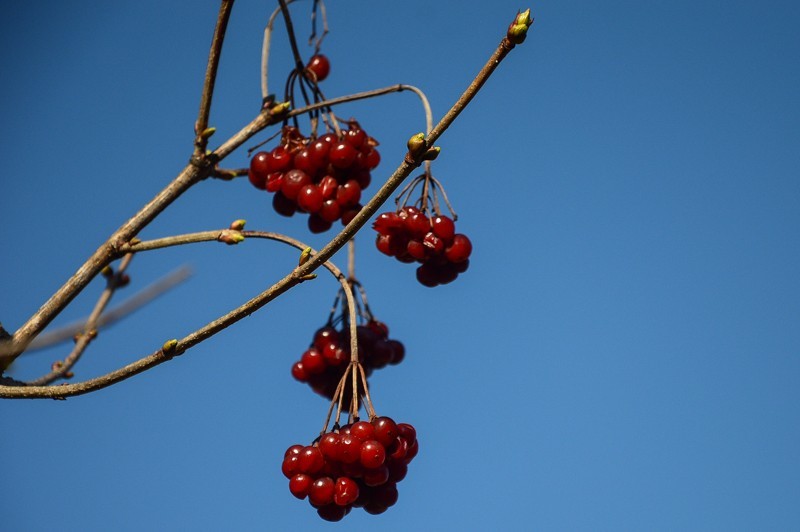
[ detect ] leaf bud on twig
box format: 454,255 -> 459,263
162,339 -> 178,355
421,146 -> 441,161
507,9 -> 533,45
217,230 -> 245,245
229,219 -> 247,231
406,133 -> 427,158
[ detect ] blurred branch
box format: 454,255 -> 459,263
26,254 -> 136,386
25,266 -> 193,353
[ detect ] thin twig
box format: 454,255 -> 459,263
277,0 -> 304,69
195,0 -> 235,156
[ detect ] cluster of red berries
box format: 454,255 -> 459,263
291,320 -> 405,399
282,417 -> 418,521
373,207 -> 472,286
248,123 -> 380,233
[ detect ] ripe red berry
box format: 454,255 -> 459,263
309,477 -> 335,506
336,179 -> 362,207
431,215 -> 456,240
359,440 -> 386,469
334,477 -> 360,506
350,421 -> 375,442
306,54 -> 330,82
297,184 -> 323,213
300,348 -> 325,375
289,474 -> 313,500
330,141 -> 357,169
281,169 -> 311,200
291,361 -> 308,382
445,233 -> 472,262
372,417 -> 399,448
299,446 -> 325,474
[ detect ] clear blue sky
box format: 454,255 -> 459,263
2,1 -> 799,530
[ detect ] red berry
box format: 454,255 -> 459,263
372,212 -> 394,234
397,423 -> 417,446
405,212 -> 430,238
299,446 -> 325,474
270,146 -> 293,172
365,148 -> 381,169
313,326 -> 339,351
445,233 -> 472,262
289,474 -> 313,499
265,171 -> 283,192
281,169 -> 311,200
248,151 -> 270,189
319,199 -> 342,223
317,504 -> 347,522
318,175 -> 338,199
363,464 -> 390,487
431,215 -> 456,240
297,184 -> 323,213
345,127 -> 367,148
372,417 -> 399,448
423,232 -> 445,255
359,440 -> 386,469
319,432 -> 340,460
309,477 -> 335,506
293,148 -> 317,175
308,214 -> 333,233
306,54 -> 330,82
301,348 -> 326,374
330,141 -> 357,169
291,361 -> 308,382
387,340 -> 405,365
336,180 -> 362,207
309,139 -> 331,168
334,477 -> 360,506
350,421 -> 375,442
272,192 -> 297,217
337,434 -> 361,464
282,454 -> 301,479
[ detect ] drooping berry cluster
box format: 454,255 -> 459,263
282,417 -> 418,521
248,123 -> 380,233
373,206 -> 472,287
292,320 -> 405,399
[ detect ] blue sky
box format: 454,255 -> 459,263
2,1 -> 799,530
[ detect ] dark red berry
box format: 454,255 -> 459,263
297,184 -> 323,213
445,233 -> 472,262
306,54 -> 330,82
309,477 -> 335,506
330,141 -> 357,169
281,169 -> 311,200
289,473 -> 313,499
334,477 -> 359,506
360,440 -> 386,469
372,417 -> 399,448
272,192 -> 297,217
308,214 -> 333,233
299,446 -> 325,474
431,215 -> 456,240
